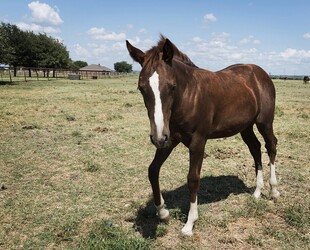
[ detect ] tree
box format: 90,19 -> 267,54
0,23 -> 20,67
114,61 -> 132,73
36,33 -> 70,69
72,60 -> 88,70
0,23 -> 36,76
0,22 -> 14,64
0,22 -> 71,76
30,33 -> 70,77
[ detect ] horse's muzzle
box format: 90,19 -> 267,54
150,134 -> 170,148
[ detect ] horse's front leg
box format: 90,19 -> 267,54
148,146 -> 176,221
181,143 -> 205,236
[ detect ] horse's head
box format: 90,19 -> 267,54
126,38 -> 177,148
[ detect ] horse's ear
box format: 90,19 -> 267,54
126,40 -> 145,66
163,38 -> 174,64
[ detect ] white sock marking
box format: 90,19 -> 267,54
253,170 -> 264,199
269,163 -> 280,198
155,193 -> 169,220
182,198 -> 198,236
149,71 -> 164,139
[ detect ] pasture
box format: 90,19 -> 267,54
0,76 -> 309,249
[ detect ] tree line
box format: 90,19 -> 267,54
0,22 -> 87,77
0,22 -> 133,77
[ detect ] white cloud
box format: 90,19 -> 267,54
72,44 -> 90,59
16,1 -> 63,37
28,1 -> 63,25
280,48 -> 310,59
209,40 -> 226,48
72,29 -> 309,75
216,32 -> 230,38
93,44 -> 108,54
126,37 -> 156,51
239,38 -> 250,44
87,27 -> 126,41
102,32 -> 126,41
230,53 -> 243,60
112,42 -> 125,51
17,22 -> 60,34
239,36 -> 261,45
192,37 -> 203,43
303,33 -> 310,39
88,27 -> 104,35
203,13 -> 217,24
138,28 -> 147,34
184,34 -> 308,74
124,36 -> 140,45
70,40 -> 128,66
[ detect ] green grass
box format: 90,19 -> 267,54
84,161 -> 101,173
0,77 -> 309,249
79,220 -> 151,250
284,203 -> 310,231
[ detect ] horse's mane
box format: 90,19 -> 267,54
144,35 -> 198,69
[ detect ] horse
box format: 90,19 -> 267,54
126,35 -> 280,236
304,76 -> 309,84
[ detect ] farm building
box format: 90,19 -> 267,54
79,64 -> 112,78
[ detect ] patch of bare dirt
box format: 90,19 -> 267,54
93,126 -> 108,133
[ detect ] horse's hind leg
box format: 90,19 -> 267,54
241,125 -> 264,198
257,123 -> 280,199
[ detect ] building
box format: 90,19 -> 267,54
79,64 -> 112,78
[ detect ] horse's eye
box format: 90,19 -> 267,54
171,84 -> 176,91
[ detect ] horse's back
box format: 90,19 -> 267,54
217,63 -> 275,98
221,63 -> 276,124
212,64 -> 276,125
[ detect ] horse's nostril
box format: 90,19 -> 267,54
150,135 -> 155,144
164,135 -> 169,142
150,134 -> 169,147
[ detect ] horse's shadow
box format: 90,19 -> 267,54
131,175 -> 253,239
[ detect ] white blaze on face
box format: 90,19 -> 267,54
149,71 -> 164,139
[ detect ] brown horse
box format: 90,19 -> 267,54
126,36 -> 280,235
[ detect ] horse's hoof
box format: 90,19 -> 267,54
181,226 -> 193,236
159,214 -> 170,223
253,190 -> 261,199
157,207 -> 170,222
271,190 -> 280,200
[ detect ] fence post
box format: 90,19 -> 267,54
36,69 -> 39,80
24,69 -> 27,82
9,68 -> 12,83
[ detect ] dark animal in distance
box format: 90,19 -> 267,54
126,35 -> 280,235
304,76 -> 309,83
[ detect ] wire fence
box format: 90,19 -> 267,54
0,66 -> 128,83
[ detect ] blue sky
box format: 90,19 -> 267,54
1,0 -> 309,75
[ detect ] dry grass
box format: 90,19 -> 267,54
0,77 -> 309,249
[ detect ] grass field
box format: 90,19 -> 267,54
0,76 -> 309,249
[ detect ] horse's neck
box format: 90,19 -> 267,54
174,62 -> 209,91
174,61 -> 196,86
